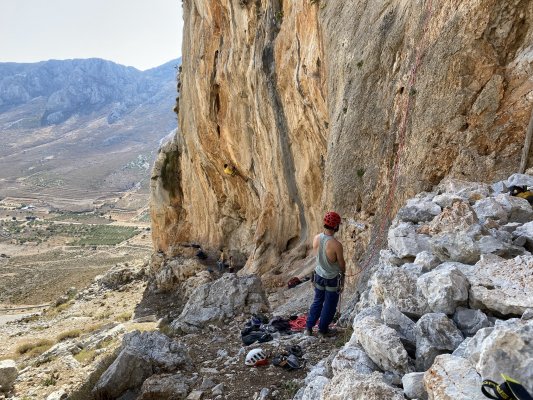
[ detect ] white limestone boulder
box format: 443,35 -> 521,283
413,251 -> 441,272
466,255 -> 533,317
435,180 -> 491,203
97,264 -> 144,289
353,316 -> 412,375
514,221 -> 533,249
430,231 -> 482,264
396,198 -> 441,223
473,197 -> 508,224
417,265 -> 469,314
331,342 -> 379,375
381,304 -> 416,349
93,331 -> 191,399
388,222 -> 431,259
171,274 -> 269,333
415,313 -> 464,371
475,319 -> 533,394
424,355 -> 486,400
402,372 -> 427,400
452,307 -> 491,337
506,173 -> 533,188
368,264 -> 429,318
321,371 -> 404,400
494,194 -> 533,223
297,376 -> 330,400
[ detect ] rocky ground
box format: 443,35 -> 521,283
0,251 -> 345,400
1,174 -> 532,400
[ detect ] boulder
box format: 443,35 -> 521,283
476,234 -> 523,258
396,199 -> 441,223
321,371 -> 404,400
451,337 -> 472,358
298,376 -> 330,400
139,373 -> 190,399
424,355 -> 486,400
430,231 -> 481,264
402,263 -> 424,276
436,180 -> 491,202
514,221 -> 533,249
494,194 -> 533,223
331,343 -> 379,375
476,319 -> 533,394
368,265 -> 429,318
182,270 -> 212,299
388,222 -> 431,258
415,313 -> 464,371
413,251 -> 441,272
432,193 -> 463,208
427,200 -> 479,235
353,316 -> 412,375
353,305 -> 383,324
501,222 -> 522,234
473,198 -> 508,224
171,274 -> 269,333
0,360 -> 17,393
491,181 -> 508,195
93,331 -> 192,399
97,264 -> 143,289
381,304 -> 416,347
304,353 -> 336,385
467,255 -> 533,317
458,327 -> 494,364
417,265 -> 469,314
402,372 -> 427,400
452,307 -> 491,337
506,173 -> 533,188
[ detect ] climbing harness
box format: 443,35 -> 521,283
482,375 -> 533,400
344,0 -> 434,280
311,271 -> 342,292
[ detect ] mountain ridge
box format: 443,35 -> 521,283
0,57 -> 180,211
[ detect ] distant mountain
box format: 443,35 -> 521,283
0,58 -> 180,211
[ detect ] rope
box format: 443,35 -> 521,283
344,0 -> 434,279
519,104 -> 533,173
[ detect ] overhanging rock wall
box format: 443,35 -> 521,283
151,0 -> 533,275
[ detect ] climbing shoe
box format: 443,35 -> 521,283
317,328 -> 338,338
286,345 -> 303,358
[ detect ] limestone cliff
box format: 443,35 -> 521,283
151,0 -> 533,275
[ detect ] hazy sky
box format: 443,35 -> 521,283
0,0 -> 183,70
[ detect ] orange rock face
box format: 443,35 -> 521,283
151,0 -> 533,276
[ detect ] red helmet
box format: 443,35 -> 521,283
324,211 -> 341,228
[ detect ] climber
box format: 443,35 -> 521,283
223,163 -> 237,177
305,211 -> 346,337
509,185 -> 533,205
217,248 -> 227,272
228,255 -> 235,273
